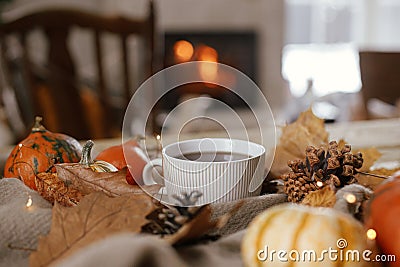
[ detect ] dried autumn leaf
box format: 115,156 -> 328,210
337,140 -> 382,173
55,163 -> 160,197
356,168 -> 392,191
356,147 -> 382,172
271,109 -> 329,177
356,174 -> 383,191
301,186 -> 336,207
35,172 -> 83,206
369,167 -> 400,177
337,145 -> 383,190
29,192 -> 156,267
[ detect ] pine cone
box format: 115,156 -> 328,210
141,191 -> 203,236
142,205 -> 203,235
282,141 -> 363,203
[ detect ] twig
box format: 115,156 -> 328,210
357,171 -> 390,179
7,243 -> 35,252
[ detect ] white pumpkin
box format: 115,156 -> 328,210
242,204 -> 375,267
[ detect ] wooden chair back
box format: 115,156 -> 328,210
0,2 -> 155,141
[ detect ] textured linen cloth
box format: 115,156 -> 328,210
56,231 -> 245,267
0,178 -> 286,267
0,178 -> 52,267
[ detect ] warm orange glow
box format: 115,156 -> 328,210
344,193 -> 356,204
199,63 -> 218,82
197,45 -> 218,62
26,195 -> 32,208
173,40 -> 194,62
197,45 -> 218,83
366,228 -> 377,240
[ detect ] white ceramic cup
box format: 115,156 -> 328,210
142,138 -> 266,205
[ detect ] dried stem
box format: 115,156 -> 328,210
79,140 -> 94,167
32,116 -> 46,132
357,171 -> 389,179
7,243 -> 35,252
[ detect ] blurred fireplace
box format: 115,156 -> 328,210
161,31 -> 258,111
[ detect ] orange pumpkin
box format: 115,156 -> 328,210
95,139 -> 148,185
4,117 -> 82,190
365,171 -> 400,267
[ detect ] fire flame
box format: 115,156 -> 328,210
173,40 -> 194,62
197,45 -> 218,83
172,41 -> 220,86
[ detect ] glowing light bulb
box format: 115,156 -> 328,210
344,193 -> 356,204
155,134 -> 162,155
366,229 -> 377,240
26,195 -> 32,208
316,181 -> 324,187
18,144 -> 23,159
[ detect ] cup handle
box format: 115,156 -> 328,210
142,158 -> 164,186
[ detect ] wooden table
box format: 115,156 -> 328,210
1,118 -> 399,174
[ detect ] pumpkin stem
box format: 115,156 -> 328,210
80,140 -> 95,166
32,116 -> 46,132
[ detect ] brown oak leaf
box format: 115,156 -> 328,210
271,108 -> 329,177
29,192 -> 156,267
35,172 -> 83,206
356,147 -> 382,172
301,186 -> 336,207
337,141 -> 383,189
357,167 -> 399,190
55,163 -> 160,197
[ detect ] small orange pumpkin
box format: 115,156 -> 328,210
4,117 -> 82,190
95,139 -> 148,185
365,171 -> 400,267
